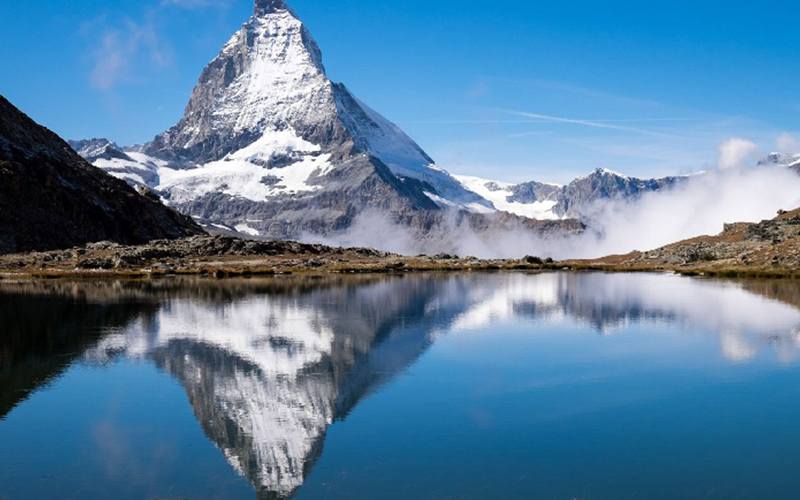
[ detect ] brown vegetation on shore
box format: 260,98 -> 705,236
0,235 -> 555,280
563,208 -> 800,278
4,207 -> 800,281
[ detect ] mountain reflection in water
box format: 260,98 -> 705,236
2,273 -> 800,499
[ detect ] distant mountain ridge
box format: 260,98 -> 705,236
0,95 -> 203,255
759,152 -> 800,174
72,131 -> 688,227
456,168 -> 686,219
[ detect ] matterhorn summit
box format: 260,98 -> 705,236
254,0 -> 293,15
74,0 -> 515,242
145,0 -> 337,164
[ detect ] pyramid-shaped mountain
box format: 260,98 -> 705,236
74,0 -> 528,242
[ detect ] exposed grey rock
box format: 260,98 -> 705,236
456,169 -> 687,221
508,181 -> 562,204
758,152 -> 800,175
0,95 -> 204,255
552,168 -> 684,218
68,138 -> 133,163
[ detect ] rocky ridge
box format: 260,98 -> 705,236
0,95 -> 203,256
456,168 -> 685,220
72,0 -> 509,242
0,235 -> 562,278
568,207 -> 800,275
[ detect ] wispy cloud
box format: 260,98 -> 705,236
464,81 -> 490,101
717,138 -> 759,170
507,110 -> 676,138
82,0 -> 229,91
85,13 -> 170,91
506,131 -> 552,139
486,77 -> 667,109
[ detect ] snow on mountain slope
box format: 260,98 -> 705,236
92,151 -> 165,187
139,0 -> 489,210
68,139 -> 165,187
80,0 -> 704,245
72,0 -> 800,249
149,5 -> 334,159
759,152 -> 800,170
333,85 -> 488,208
457,169 -> 687,220
456,175 -> 561,220
158,129 -> 335,206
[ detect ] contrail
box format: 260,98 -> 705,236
507,110 -> 677,138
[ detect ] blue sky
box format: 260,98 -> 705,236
1,0 -> 799,183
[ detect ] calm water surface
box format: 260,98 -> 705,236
2,273 -> 800,499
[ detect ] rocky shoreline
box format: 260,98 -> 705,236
564,208 -> 800,278
4,208 -> 800,281
0,235 -> 557,279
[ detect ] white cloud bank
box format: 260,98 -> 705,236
308,137 -> 800,260
717,138 -> 759,170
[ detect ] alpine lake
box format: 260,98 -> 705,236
3,272 -> 800,500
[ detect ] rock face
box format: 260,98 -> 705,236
66,0 -> 800,251
759,152 -> 800,175
457,168 -> 685,220
552,168 -> 683,218
0,95 -> 204,255
577,207 -> 800,273
71,0 -> 696,247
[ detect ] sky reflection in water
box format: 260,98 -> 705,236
1,273 -> 800,500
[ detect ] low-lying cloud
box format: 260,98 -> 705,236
305,156 -> 800,260
717,138 -> 759,170
570,164 -> 800,258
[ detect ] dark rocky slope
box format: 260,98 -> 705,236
567,207 -> 800,276
0,95 -> 204,255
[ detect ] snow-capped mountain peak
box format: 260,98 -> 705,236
145,0 -> 332,164
71,0 -> 496,240
255,0 -> 294,16
759,152 -> 800,169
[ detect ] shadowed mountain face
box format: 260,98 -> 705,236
0,96 -> 203,255
4,274 -> 800,498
